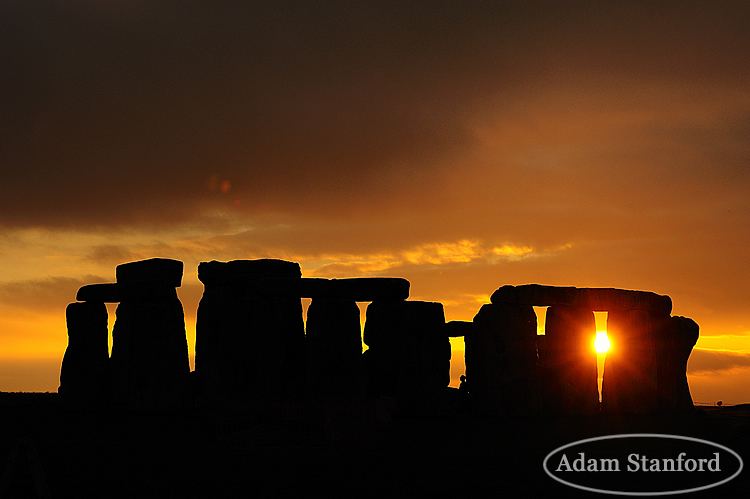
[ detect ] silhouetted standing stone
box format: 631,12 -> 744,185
194,277 -> 232,403
225,294 -> 305,400
109,289 -> 190,412
601,309 -> 659,414
195,259 -> 305,403
59,301 -> 110,408
306,298 -> 364,399
363,300 -> 450,416
543,306 -> 599,415
656,316 -> 699,413
109,258 -> 190,412
466,303 -> 536,416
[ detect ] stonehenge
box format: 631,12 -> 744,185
61,261 -> 699,417
195,259 -> 306,403
602,309 -> 660,414
363,300 -> 451,416
466,302 -> 537,416
482,284 -> 696,415
490,284 -> 673,315
61,258 -> 190,412
656,316 -> 700,412
194,261 -> 411,405
541,306 -> 600,416
305,298 -> 364,400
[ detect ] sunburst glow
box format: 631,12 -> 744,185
595,331 -> 611,354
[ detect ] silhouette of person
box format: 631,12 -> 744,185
459,374 -> 469,394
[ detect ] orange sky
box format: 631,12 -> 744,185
1,1 -> 749,403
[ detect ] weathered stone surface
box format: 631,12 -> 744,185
466,303 -> 537,416
109,290 -> 190,412
601,309 -> 660,414
194,284 -> 232,403
490,284 -> 672,315
305,298 -> 364,399
76,282 -> 176,303
656,316 -> 699,413
542,306 -> 599,415
445,320 -> 475,337
363,300 -> 450,416
197,259 -> 301,285
59,301 -> 110,408
116,258 -> 183,287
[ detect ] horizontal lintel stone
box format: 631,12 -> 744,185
76,282 -> 177,303
490,284 -> 671,314
248,277 -> 410,301
445,320 -> 475,337
116,258 -> 184,287
197,259 -> 301,285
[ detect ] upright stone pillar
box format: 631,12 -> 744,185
544,306 -> 599,415
59,301 -> 110,408
656,316 -> 699,413
363,300 -> 450,416
195,259 -> 305,404
108,258 -> 190,412
602,309 -> 658,414
305,298 -> 364,400
466,302 -> 537,416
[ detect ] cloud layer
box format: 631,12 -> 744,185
688,348 -> 750,375
2,1 -> 748,231
2,2 -> 750,392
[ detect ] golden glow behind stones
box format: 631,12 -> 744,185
595,331 -> 611,353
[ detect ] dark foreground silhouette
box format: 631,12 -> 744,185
0,392 -> 748,498
12,258 -> 739,497
62,258 -> 698,419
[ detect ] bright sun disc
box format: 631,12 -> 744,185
595,331 -> 610,353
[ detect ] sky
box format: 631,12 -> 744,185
1,1 -> 749,403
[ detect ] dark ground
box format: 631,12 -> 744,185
0,393 -> 748,498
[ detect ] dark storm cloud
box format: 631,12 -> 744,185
1,1 -> 476,227
2,1 -> 748,228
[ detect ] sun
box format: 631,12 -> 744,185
594,331 -> 610,353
